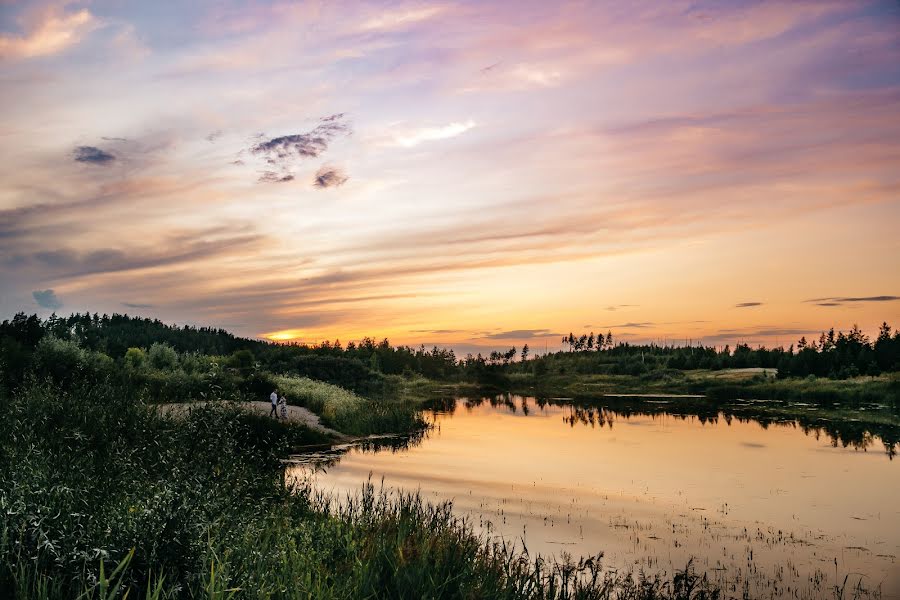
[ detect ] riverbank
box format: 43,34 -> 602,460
303,396 -> 900,599
1,378 -> 722,599
157,400 -> 352,441
503,369 -> 900,404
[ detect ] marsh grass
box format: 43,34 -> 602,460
271,374 -> 425,435
700,374 -> 900,404
0,376 -> 732,599
510,371 -> 899,409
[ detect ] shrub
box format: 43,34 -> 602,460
148,342 -> 179,371
124,347 -> 146,370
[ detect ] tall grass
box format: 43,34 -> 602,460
271,374 -> 425,435
0,376 -> 730,599
271,375 -> 363,420
701,375 -> 900,405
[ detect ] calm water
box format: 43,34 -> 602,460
289,396 -> 900,599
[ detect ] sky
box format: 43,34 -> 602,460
1,0 -> 899,354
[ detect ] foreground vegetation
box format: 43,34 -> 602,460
1,375 -> 727,599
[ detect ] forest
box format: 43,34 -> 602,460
2,313 -> 898,394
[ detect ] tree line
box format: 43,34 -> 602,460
516,323 -> 900,379
2,313 -> 898,390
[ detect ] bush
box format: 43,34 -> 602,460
148,343 -> 178,371
124,347 -> 146,370
30,336 -> 113,386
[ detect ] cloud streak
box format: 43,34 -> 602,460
313,166 -> 348,188
258,171 -> 294,183
249,114 -> 350,176
0,7 -> 97,60
806,296 -> 899,303
699,328 -> 819,345
394,120 -> 476,148
482,329 -> 565,340
74,146 -> 115,165
122,302 -> 154,309
32,289 -> 62,310
805,295 -> 900,307
3,226 -> 264,281
597,322 -> 655,329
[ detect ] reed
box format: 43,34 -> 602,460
0,376 -> 730,599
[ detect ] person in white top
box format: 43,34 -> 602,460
269,390 -> 278,418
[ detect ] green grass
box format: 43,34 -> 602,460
271,374 -> 427,436
504,370 -> 900,406
271,375 -> 365,421
699,373 -> 900,404
0,376 -> 731,599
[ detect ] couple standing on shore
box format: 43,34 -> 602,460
269,390 -> 287,419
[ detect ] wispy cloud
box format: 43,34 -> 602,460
0,7 -> 98,60
122,302 -> 154,309
735,302 -> 763,308
313,166 -> 348,189
73,146 -> 115,165
4,226 -> 264,280
598,322 -> 655,329
483,329 -> 565,340
359,6 -> 447,32
700,328 -> 818,344
409,329 -> 469,335
805,295 -> 899,307
248,114 -> 350,181
605,304 -> 638,312
258,171 -> 294,183
394,120 -> 476,148
32,289 -> 62,310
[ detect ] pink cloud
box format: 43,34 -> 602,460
0,4 -> 98,60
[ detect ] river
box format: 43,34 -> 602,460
289,395 -> 900,599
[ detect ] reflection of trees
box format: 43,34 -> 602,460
293,425 -> 434,471
445,394 -> 900,459
297,394 -> 899,468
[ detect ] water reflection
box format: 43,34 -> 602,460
430,394 -> 900,458
290,395 -> 900,599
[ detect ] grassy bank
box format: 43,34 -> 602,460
270,374 -> 426,436
0,377 -> 723,599
504,370 -> 900,406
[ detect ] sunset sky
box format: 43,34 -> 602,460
2,0 -> 899,353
